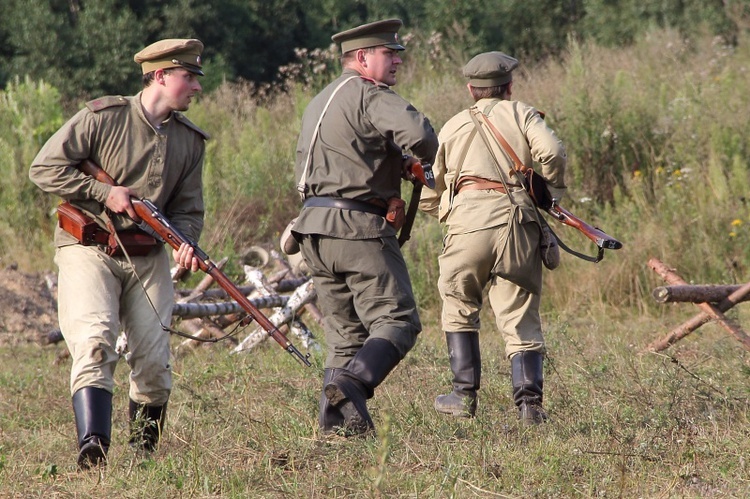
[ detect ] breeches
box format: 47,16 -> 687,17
438,229 -> 545,358
300,235 -> 420,368
55,244 -> 174,405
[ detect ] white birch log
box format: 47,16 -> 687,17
232,277 -> 317,354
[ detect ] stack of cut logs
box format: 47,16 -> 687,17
44,247 -> 322,361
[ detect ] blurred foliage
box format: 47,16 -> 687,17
0,0 -> 745,104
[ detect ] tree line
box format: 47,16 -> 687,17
0,0 -> 742,103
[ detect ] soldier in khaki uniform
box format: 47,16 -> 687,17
419,51 -> 566,424
290,19 -> 438,436
29,39 -> 208,468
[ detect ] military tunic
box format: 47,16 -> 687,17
419,97 -> 566,357
293,68 -> 438,368
29,93 -> 207,404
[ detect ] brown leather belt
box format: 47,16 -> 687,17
456,175 -> 508,194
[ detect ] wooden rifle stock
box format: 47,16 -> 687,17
546,203 -> 622,251
77,159 -> 311,367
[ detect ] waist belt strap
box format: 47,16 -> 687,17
303,197 -> 387,217
456,176 -> 511,193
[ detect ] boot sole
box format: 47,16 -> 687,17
78,440 -> 107,470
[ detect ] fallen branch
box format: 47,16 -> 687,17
652,284 -> 748,304
645,258 -> 750,352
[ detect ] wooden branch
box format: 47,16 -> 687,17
652,284 -> 748,304
645,258 -> 750,352
174,277 -> 309,300
179,257 -> 228,303
270,249 -> 324,326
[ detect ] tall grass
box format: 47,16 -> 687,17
2,29 -> 750,497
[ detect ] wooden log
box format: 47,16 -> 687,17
233,266 -> 318,353
174,277 -> 309,300
173,318 -> 236,356
232,278 -> 317,354
270,249 -> 324,326
652,284 -> 747,304
645,258 -> 750,352
172,295 -> 289,318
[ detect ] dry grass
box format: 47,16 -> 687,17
1,305 -> 748,497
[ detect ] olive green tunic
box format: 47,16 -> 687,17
292,69 -> 438,367
29,93 -> 207,403
419,97 -> 566,357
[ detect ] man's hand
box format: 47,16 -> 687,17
105,185 -> 140,221
173,242 -> 199,272
401,155 -> 418,182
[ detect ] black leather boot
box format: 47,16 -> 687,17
72,387 -> 112,470
434,331 -> 481,418
319,368 -> 346,434
129,400 -> 167,452
511,351 -> 547,425
324,338 -> 401,436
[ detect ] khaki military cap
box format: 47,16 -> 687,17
463,51 -> 518,87
134,38 -> 204,76
332,19 -> 405,53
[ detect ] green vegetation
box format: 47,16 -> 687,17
0,0 -> 742,102
2,24 -> 750,498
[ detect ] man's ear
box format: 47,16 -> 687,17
154,68 -> 166,85
357,49 -> 367,66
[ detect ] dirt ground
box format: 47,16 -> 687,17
0,265 -> 59,346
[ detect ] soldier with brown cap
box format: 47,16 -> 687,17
289,19 -> 438,436
30,38 -> 209,468
419,51 -> 567,424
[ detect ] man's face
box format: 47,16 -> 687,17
162,68 -> 202,111
362,47 -> 402,86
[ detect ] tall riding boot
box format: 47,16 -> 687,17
434,331 -> 481,418
72,387 -> 112,470
324,338 -> 401,436
129,400 -> 168,452
510,351 -> 547,425
319,368 -> 346,434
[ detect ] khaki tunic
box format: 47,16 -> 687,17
293,69 -> 438,368
419,97 -> 566,357
29,93 -> 208,403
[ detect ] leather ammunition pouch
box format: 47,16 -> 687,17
57,201 -> 158,257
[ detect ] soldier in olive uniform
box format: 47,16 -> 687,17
290,19 -> 438,436
419,52 -> 567,424
29,39 -> 208,468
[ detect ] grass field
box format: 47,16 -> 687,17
1,295 -> 748,497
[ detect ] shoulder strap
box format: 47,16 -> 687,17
297,75 -> 359,199
468,107 -> 515,200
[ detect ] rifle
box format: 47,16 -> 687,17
77,159 -> 312,367
546,200 -> 622,263
398,159 -> 435,247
